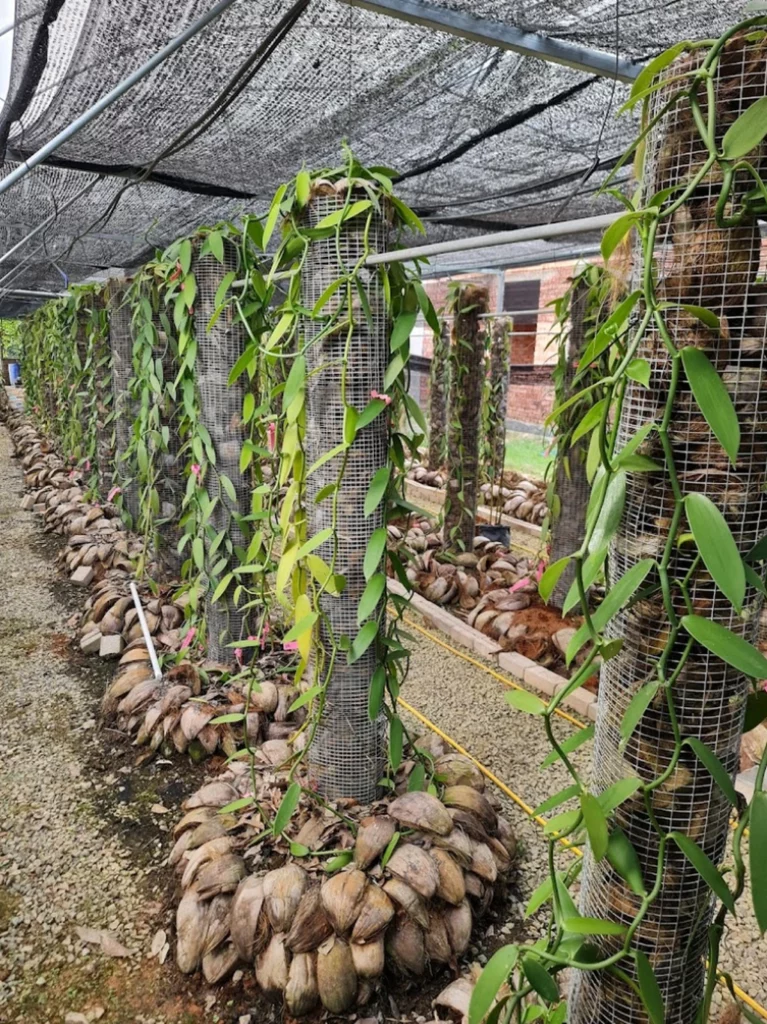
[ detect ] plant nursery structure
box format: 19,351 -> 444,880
2,4 -> 767,1024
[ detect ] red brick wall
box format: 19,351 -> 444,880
508,380 -> 555,427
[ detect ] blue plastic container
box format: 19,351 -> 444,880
8,362 -> 20,385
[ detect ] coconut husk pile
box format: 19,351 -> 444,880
406,464 -> 547,525
102,658 -> 306,766
170,733 -> 516,1014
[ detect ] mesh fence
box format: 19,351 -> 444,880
105,277 -> 139,522
0,2 -> 750,313
571,33 -> 767,1024
193,242 -> 250,661
91,291 -> 114,498
303,192 -> 388,803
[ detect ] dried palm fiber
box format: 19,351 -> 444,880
443,284 -> 489,553
481,317 -> 511,489
106,278 -> 140,524
427,319 -> 450,471
570,32 -> 767,1024
301,185 -> 388,801
193,241 -> 251,661
549,274 -> 598,609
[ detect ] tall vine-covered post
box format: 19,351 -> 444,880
427,319 -> 450,471
548,273 -> 595,609
301,185 -> 390,802
481,316 -> 511,487
193,239 -> 251,660
443,284 -> 489,553
106,278 -> 140,525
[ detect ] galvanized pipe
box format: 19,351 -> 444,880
129,582 -> 163,682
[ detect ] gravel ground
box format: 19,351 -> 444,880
399,611 -> 767,1017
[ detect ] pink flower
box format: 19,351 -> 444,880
234,647 -> 243,666
107,486 -> 121,502
84,459 -> 91,471
267,422 -> 276,453
370,389 -> 392,407
180,626 -> 197,650
510,577 -> 530,593
191,463 -> 201,478
249,622 -> 270,649
536,560 -> 546,583
283,639 -> 299,652
68,470 -> 76,480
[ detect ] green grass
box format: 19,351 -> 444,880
504,430 -> 553,482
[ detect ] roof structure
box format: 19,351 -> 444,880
0,0 -> 751,311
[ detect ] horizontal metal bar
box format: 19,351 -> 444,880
366,212 -> 620,266
1,288 -> 67,298
338,0 -> 640,82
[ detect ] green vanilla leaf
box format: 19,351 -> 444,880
389,715 -> 403,771
561,916 -> 627,936
364,528 -> 387,580
669,832 -> 735,913
744,691 -> 767,733
750,790 -> 767,934
562,546 -> 608,616
364,466 -> 390,518
581,793 -> 609,861
219,796 -> 255,814
525,877 -> 554,918
566,559 -> 654,665
469,945 -> 519,1024
282,355 -> 306,412
543,808 -> 581,836
295,168 -> 311,206
579,291 -> 641,369
368,665 -> 386,720
289,841 -> 310,858
606,828 -> 646,895
540,724 -> 595,769
681,347 -> 740,465
685,493 -> 745,612
686,737 -> 738,807
636,950 -> 665,1024
521,957 -> 559,1003
288,685 -> 323,713
210,712 -> 246,725
601,212 -> 641,262
620,680 -> 661,746
571,399 -> 607,445
597,777 -> 642,814
681,615 -> 767,680
358,574 -> 386,624
391,311 -> 417,350
722,97 -> 767,159
356,397 -> 386,431
505,689 -> 547,715
380,830 -> 400,868
324,851 -> 353,873
533,784 -> 581,817
590,471 -> 626,554
273,782 -> 301,836
539,556 -> 571,603
349,621 -> 378,664
626,358 -> 651,387
282,612 -> 319,644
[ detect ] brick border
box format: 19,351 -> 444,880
388,577 -> 597,721
404,478 -> 543,540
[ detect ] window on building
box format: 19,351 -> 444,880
503,279 -> 541,365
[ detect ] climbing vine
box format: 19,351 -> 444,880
472,19 -> 767,1024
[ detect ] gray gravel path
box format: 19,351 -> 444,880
399,611 -> 767,1016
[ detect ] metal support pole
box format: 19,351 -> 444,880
365,212 -> 621,266
337,0 -> 641,82
0,0 -> 243,198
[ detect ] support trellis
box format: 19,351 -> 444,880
302,190 -> 390,802
481,316 -> 511,489
194,243 -> 251,660
571,33 -> 767,1024
427,319 -> 450,471
106,278 -> 140,524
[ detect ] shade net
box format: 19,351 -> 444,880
0,1 -> 751,312
570,32 -> 767,1024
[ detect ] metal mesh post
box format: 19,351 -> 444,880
571,32 -> 767,1024
106,278 -> 140,523
444,284 -> 489,553
482,317 -> 512,486
303,190 -> 389,803
152,295 -> 183,577
193,242 -> 251,661
90,291 -> 114,499
427,320 -> 450,471
550,279 -> 591,609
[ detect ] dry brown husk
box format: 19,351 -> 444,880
386,914 -> 426,975
387,843 -> 439,899
434,752 -> 485,791
382,878 -> 430,928
176,890 -> 209,974
431,848 -> 466,905
351,935 -> 385,978
316,936 -> 357,1013
350,883 -> 395,943
286,884 -> 333,953
354,814 -> 396,869
425,908 -> 452,963
196,853 -> 246,900
443,785 -> 497,831
444,898 -> 473,956
389,790 -> 453,835
321,868 -> 368,934
285,953 -> 319,1016
202,941 -> 239,985
230,875 -> 268,961
256,933 -> 290,996
264,863 -> 308,932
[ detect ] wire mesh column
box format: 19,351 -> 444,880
151,295 -> 183,578
303,189 -> 389,803
550,278 -> 591,609
427,320 -> 450,471
193,242 -> 251,661
91,291 -> 114,499
571,32 -> 767,1024
106,278 -> 140,523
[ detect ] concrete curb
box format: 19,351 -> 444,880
404,478 -> 543,540
387,576 -> 597,722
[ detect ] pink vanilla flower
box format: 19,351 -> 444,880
107,485 -> 121,502
283,639 -> 299,653
536,560 -> 546,582
267,422 -> 276,453
180,626 -> 197,650
370,389 -> 392,406
510,577 -> 530,593
234,647 -> 244,666
191,463 -> 201,478
68,470 -> 76,480
84,459 -> 91,471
